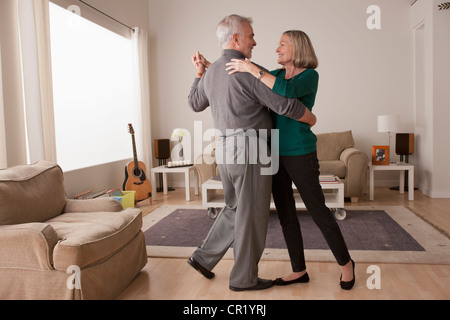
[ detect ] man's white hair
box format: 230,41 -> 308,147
216,14 -> 253,48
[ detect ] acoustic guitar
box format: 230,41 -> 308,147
123,124 -> 152,204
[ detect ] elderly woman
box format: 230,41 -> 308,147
225,30 -> 355,290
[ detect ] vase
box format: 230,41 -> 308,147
178,138 -> 184,161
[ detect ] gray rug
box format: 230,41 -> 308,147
144,209 -> 423,251
142,205 -> 450,264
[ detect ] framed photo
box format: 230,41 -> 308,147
372,146 -> 389,165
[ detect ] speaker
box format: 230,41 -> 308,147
154,139 -> 170,160
396,134 -> 414,156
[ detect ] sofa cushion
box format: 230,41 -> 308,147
0,161 -> 66,226
317,131 -> 355,161
47,209 -> 143,271
319,160 -> 347,179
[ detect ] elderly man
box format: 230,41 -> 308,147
187,14 -> 316,292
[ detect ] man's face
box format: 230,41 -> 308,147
237,22 -> 257,59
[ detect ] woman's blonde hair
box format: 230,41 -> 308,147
283,30 -> 319,69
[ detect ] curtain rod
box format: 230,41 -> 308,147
78,0 -> 135,33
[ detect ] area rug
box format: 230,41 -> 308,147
141,205 -> 450,265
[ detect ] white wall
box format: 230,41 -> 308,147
433,1 -> 450,198
411,0 -> 450,198
148,0 -> 415,188
0,44 -> 7,169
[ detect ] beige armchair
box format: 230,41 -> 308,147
195,131 -> 368,202
317,130 -> 369,202
0,161 -> 147,300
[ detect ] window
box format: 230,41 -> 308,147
49,3 -> 135,171
0,45 -> 7,169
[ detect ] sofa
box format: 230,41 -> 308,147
0,161 -> 147,300
195,130 -> 368,202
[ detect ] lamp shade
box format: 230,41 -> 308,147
378,115 -> 400,133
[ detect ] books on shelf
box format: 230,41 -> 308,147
319,174 -> 339,183
107,189 -> 123,197
74,190 -> 108,199
74,191 -> 93,200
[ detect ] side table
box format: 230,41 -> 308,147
369,162 -> 415,201
150,165 -> 199,202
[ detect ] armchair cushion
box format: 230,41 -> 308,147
48,209 -> 143,271
0,162 -> 66,225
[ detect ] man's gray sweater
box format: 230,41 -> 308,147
188,49 -> 307,136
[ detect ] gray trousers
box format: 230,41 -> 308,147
192,131 -> 272,288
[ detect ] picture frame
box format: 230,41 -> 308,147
372,146 -> 389,165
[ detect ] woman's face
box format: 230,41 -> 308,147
276,34 -> 293,66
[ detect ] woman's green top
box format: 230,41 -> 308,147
271,68 -> 319,156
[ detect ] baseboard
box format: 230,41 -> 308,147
427,190 -> 450,199
416,181 -> 450,199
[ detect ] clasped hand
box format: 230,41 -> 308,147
192,51 -> 211,74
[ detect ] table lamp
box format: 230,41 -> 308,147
378,115 -> 400,163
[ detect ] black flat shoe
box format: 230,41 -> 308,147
229,278 -> 273,292
340,259 -> 355,290
273,273 -> 310,286
187,257 -> 215,279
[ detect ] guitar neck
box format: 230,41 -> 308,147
132,134 -> 140,169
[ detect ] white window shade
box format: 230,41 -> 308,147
0,44 -> 7,169
49,2 -> 135,171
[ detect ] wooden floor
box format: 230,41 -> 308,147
116,187 -> 450,300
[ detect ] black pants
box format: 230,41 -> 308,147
272,152 -> 351,272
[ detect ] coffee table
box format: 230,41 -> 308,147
202,177 -> 346,220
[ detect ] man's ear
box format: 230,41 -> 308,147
231,33 -> 240,46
